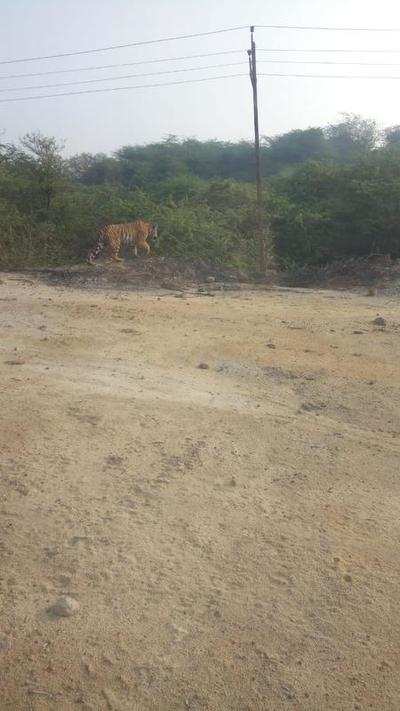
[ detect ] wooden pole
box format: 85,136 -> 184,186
248,25 -> 267,273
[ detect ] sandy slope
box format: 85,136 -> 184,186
1,273 -> 400,710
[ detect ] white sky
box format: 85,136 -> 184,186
1,0 -> 400,155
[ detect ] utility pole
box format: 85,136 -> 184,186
248,25 -> 268,274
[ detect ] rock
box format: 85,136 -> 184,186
49,595 -> 80,617
197,362 -> 209,370
300,402 -> 326,413
4,359 -> 26,366
0,637 -> 12,653
205,276 -> 216,283
266,342 -> 276,349
197,287 -> 215,296
373,316 -> 386,327
105,454 -> 124,466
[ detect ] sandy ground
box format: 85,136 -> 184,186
1,272 -> 400,711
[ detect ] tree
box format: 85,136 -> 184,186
264,128 -> 329,172
20,132 -> 66,211
325,114 -> 381,162
384,125 -> 400,147
68,152 -> 120,185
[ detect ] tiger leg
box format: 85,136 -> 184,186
87,231 -> 105,264
142,241 -> 151,257
108,236 -> 123,262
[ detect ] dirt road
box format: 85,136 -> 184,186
1,273 -> 400,710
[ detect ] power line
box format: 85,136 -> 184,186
0,61 -> 247,93
0,26 -> 248,66
2,23 -> 400,68
0,72 -> 248,103
257,24 -> 400,32
259,59 -> 400,66
0,49 -> 245,81
259,47 -> 400,53
259,71 -> 400,79
2,47 -> 400,82
4,54 -> 400,85
2,67 -> 400,104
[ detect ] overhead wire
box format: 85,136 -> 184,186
3,67 -> 400,104
2,48 -> 400,83
0,72 -> 249,103
0,26 -> 248,66
4,53 -> 400,87
0,61 -> 248,93
1,22 -> 400,103
259,71 -> 400,79
259,59 -> 400,66
0,49 -> 245,81
256,24 -> 400,32
258,47 -> 400,53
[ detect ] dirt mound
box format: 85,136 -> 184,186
283,255 -> 400,293
9,255 -> 400,295
37,257 -> 253,291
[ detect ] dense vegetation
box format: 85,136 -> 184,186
1,113 -> 400,271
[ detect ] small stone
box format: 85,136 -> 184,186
105,454 -> 124,467
266,342 -> 276,349
49,595 -> 80,617
343,574 -> 352,584
205,276 -> 216,283
0,637 -> 12,653
102,655 -> 114,666
197,362 -> 209,370
83,661 -> 96,678
4,359 -> 26,366
229,477 -> 237,487
300,402 -> 326,413
373,316 -> 386,327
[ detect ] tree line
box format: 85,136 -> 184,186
1,113 -> 399,270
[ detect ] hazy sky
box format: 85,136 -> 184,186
1,0 -> 400,155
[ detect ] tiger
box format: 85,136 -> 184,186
87,219 -> 158,264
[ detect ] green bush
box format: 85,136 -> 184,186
1,124 -> 400,271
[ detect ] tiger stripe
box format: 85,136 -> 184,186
87,219 -> 158,263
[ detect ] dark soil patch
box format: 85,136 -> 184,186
34,257 -> 257,291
